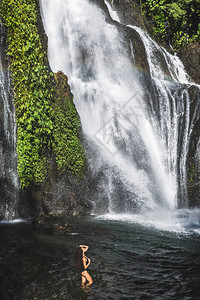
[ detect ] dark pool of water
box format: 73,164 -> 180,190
0,216 -> 200,300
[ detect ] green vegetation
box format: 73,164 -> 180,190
1,0 -> 85,188
52,72 -> 85,176
140,0 -> 200,49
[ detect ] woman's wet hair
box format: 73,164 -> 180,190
74,246 -> 84,272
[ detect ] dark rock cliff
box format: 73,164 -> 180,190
179,42 -> 200,86
187,86 -> 200,207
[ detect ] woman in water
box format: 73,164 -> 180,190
75,245 -> 93,287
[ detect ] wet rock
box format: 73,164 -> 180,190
187,85 -> 200,207
110,0 -> 145,28
32,214 -> 75,235
179,42 -> 200,85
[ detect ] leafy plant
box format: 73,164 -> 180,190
52,72 -> 86,176
1,0 -> 85,188
141,0 -> 200,49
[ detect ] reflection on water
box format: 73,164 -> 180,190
0,216 -> 200,299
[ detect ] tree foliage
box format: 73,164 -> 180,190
141,0 -> 200,49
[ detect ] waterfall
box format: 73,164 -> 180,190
40,0 -> 200,219
0,23 -> 19,220
128,25 -> 192,207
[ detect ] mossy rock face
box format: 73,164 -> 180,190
54,71 -> 73,101
1,0 -> 89,217
1,0 -> 55,188
52,71 -> 86,176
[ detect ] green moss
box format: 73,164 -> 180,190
1,0 -> 85,188
52,72 -> 86,176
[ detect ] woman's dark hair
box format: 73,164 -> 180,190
74,247 -> 84,272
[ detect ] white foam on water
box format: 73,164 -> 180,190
96,208 -> 200,234
0,218 -> 29,225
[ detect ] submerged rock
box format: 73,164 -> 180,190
32,214 -> 73,235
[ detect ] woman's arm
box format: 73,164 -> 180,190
82,256 -> 91,269
80,245 -> 89,251
86,257 -> 91,268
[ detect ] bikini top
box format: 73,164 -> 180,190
83,255 -> 89,263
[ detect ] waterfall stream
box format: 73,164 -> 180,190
40,0 -> 200,230
0,23 -> 19,220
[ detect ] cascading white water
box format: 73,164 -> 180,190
105,0 -> 193,206
128,25 -> 192,206
0,23 -> 19,220
40,0 -> 200,230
